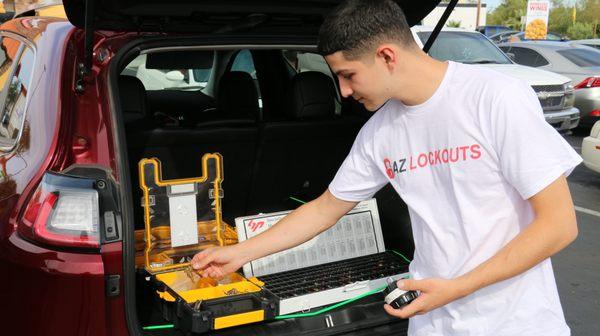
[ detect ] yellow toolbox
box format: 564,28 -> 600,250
136,153 -> 277,334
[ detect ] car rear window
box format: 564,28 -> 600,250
282,50 -> 341,114
122,51 -> 213,91
417,31 -> 512,65
557,48 -> 600,67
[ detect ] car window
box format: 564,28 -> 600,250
417,31 -> 512,64
0,45 -> 34,150
282,51 -> 334,77
582,44 -> 600,51
546,33 -> 563,41
282,50 -> 342,114
500,46 -> 549,67
231,49 -> 257,79
557,48 -> 600,67
487,27 -> 508,36
0,35 -> 20,105
230,49 -> 262,107
123,53 -> 213,91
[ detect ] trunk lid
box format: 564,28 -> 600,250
63,0 -> 441,33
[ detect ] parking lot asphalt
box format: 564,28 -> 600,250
555,131 -> 600,335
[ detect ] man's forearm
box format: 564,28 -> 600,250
384,176 -> 579,319
235,191 -> 357,264
457,213 -> 577,297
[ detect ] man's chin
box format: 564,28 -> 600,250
362,101 -> 384,112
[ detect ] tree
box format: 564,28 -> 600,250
487,0 -> 528,30
488,0 -> 600,38
548,5 -> 572,35
446,20 -> 462,27
567,21 -> 595,39
577,0 -> 600,37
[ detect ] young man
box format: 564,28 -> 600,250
192,0 -> 581,334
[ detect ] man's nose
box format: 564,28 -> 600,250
339,80 -> 353,98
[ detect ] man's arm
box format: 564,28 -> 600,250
192,190 -> 358,278
385,175 -> 578,318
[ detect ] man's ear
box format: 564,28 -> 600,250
376,44 -> 397,70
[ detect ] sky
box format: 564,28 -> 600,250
486,0 -> 502,10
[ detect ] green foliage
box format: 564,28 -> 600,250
446,20 -> 461,28
487,0 -> 600,38
487,0 -> 528,30
567,21 -> 594,39
548,6 -> 572,35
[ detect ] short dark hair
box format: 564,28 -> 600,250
318,0 -> 417,59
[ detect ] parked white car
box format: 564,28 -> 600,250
582,121 -> 600,173
411,26 -> 580,132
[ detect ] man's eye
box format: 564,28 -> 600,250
344,74 -> 353,80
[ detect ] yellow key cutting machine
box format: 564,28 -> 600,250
137,153 -> 278,333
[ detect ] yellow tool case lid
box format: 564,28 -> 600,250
136,153 -> 278,333
138,153 -> 231,273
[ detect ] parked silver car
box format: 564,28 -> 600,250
412,27 -> 580,132
572,39 -> 600,51
499,41 -> 600,128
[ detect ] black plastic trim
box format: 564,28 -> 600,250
423,0 -> 459,53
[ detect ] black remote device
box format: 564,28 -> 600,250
383,280 -> 419,309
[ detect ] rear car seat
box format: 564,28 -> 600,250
121,74 -> 260,226
246,71 -> 365,214
215,71 -> 259,122
119,76 -> 153,129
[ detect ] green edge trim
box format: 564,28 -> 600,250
275,285 -> 387,319
289,196 -> 307,204
388,249 -> 412,264
142,324 -> 174,330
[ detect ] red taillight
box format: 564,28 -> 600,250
574,77 -> 600,89
590,110 -> 600,117
19,173 -> 100,249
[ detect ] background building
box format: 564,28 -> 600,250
423,1 -> 488,30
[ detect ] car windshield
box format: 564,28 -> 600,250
417,31 -> 512,64
557,48 -> 600,67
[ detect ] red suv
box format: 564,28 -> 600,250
0,1 -> 445,335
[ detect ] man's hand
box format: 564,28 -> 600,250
191,245 -> 248,278
383,278 -> 467,319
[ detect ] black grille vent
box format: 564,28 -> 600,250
259,252 -> 409,299
532,84 -> 564,93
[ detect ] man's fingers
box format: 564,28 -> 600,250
205,266 -> 225,279
192,249 -> 214,270
397,278 -> 428,292
383,300 -> 424,319
383,304 -> 406,318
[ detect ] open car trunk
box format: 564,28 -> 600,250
115,39 -> 416,335
84,0 -> 458,334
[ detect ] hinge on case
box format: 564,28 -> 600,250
208,188 -> 224,199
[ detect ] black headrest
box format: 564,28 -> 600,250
217,71 -> 259,119
288,71 -> 336,120
119,76 -> 147,124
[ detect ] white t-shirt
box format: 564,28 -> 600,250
329,61 -> 581,336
